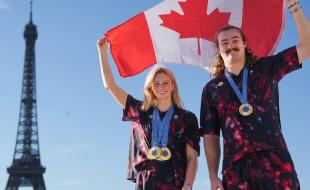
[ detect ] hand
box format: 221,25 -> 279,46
181,184 -> 192,190
285,0 -> 299,8
210,177 -> 224,190
97,37 -> 108,51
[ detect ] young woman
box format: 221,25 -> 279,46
97,38 -> 200,190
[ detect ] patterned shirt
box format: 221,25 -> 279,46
123,95 -> 200,188
200,46 -> 302,172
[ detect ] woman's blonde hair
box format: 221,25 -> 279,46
141,66 -> 183,111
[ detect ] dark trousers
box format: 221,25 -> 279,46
135,161 -> 179,190
222,150 -> 300,190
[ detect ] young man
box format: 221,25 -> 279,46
200,0 -> 310,189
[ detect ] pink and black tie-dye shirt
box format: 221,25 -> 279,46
200,46 -> 302,172
122,95 -> 200,187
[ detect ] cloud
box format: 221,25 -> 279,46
0,0 -> 10,10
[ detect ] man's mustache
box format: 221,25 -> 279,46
225,47 -> 240,54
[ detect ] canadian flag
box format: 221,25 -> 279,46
106,0 -> 285,77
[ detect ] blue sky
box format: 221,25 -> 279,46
0,0 -> 309,189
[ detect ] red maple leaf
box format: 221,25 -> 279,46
159,0 -> 231,55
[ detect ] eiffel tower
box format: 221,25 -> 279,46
6,1 -> 46,190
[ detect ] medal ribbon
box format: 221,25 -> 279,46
151,106 -> 174,148
224,67 -> 249,104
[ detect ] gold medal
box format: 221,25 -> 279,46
159,147 -> 171,161
239,103 -> 253,116
147,146 -> 161,160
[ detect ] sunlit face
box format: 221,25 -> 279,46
217,29 -> 246,66
151,72 -> 174,101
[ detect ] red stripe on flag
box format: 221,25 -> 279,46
106,13 -> 157,77
242,0 -> 284,57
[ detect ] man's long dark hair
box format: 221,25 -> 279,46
211,25 -> 260,77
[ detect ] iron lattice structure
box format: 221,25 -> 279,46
6,2 -> 46,190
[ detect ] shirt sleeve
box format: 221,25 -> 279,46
184,111 -> 200,156
122,94 -> 142,122
264,46 -> 302,83
199,85 -> 221,136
